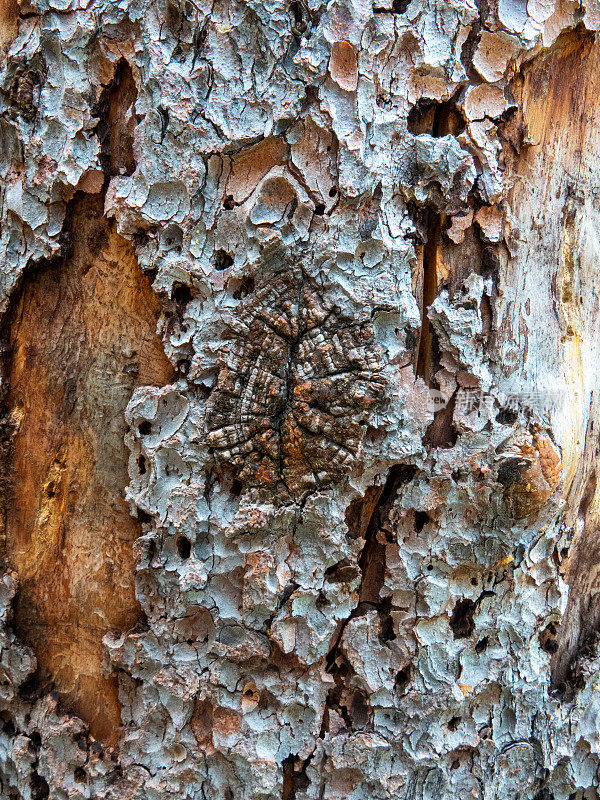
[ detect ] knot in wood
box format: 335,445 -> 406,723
205,270 -> 387,493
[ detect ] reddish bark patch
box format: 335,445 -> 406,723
2,194 -> 173,744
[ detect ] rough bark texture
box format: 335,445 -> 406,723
0,0 -> 599,799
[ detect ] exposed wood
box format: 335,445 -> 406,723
2,194 -> 173,744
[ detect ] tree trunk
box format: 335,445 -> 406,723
0,1 -> 599,798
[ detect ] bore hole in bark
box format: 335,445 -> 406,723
427,564 -> 433,571
177,358 -> 191,375
137,454 -> 146,474
540,622 -> 559,654
133,229 -> 151,247
0,714 -> 15,736
161,225 -> 183,253
470,577 -> 477,586
349,690 -> 370,728
290,1 -> 304,24
31,774 -> 49,800
447,715 -> 461,731
231,479 -> 243,497
230,275 -> 255,300
314,203 -> 325,215
496,407 -> 519,425
214,250 -> 234,270
146,539 -> 157,562
395,663 -> 412,693
176,535 -> 192,560
392,0 -> 410,11
223,194 -> 235,210
450,598 -> 476,639
378,611 -> 396,643
137,509 -> 152,524
172,282 -> 192,312
138,421 -> 152,436
73,768 -> 86,784
475,636 -> 488,653
414,510 -> 429,532
329,187 -> 337,197
282,754 -> 309,800
325,559 -> 360,583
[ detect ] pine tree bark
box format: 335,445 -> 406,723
0,1 -> 599,799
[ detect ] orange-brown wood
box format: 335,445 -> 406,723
3,193 -> 173,744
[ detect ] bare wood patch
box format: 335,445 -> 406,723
1,194 -> 173,744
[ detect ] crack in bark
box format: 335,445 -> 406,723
319,464 -> 418,739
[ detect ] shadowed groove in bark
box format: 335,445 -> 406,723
321,464 -> 418,742
415,207 -> 440,382
414,97 -> 460,383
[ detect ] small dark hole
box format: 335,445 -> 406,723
414,510 -> 429,532
291,0 -> 303,22
379,614 -> 396,642
176,535 -> 192,559
137,509 -> 152,524
223,194 -> 235,210
134,229 -> 150,247
1,717 -> 15,736
137,455 -> 146,475
147,539 -> 157,561
496,407 -> 518,425
449,598 -> 476,639
392,0 -> 410,11
394,664 -> 411,693
448,716 -> 461,731
540,622 -> 559,654
214,249 -> 234,270
73,768 -> 86,784
328,187 -> 337,197
427,564 -> 433,571
314,203 -> 325,215
177,359 -> 191,376
138,421 -> 152,436
231,479 -> 243,497
31,774 -> 49,800
451,759 -> 460,770
349,690 -> 370,728
497,457 -> 527,487
475,636 -> 488,653
172,282 -> 191,310
470,577 -> 477,586
231,275 -> 255,300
